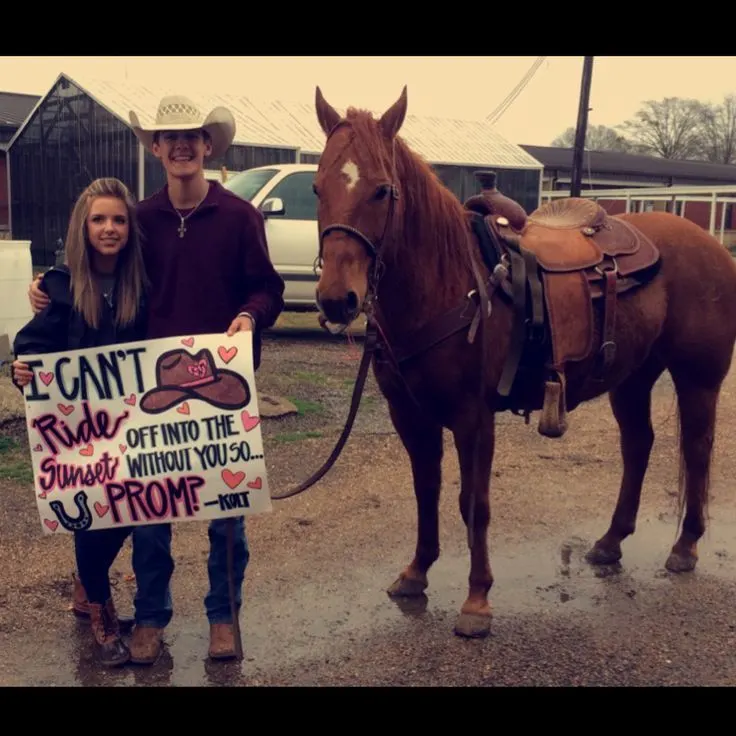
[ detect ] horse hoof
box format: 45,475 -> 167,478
585,542 -> 622,565
665,550 -> 697,573
454,611 -> 492,639
387,575 -> 427,598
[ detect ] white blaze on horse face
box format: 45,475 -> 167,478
341,160 -> 360,191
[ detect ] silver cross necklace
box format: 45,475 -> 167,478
173,193 -> 207,238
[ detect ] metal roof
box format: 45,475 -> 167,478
0,91 -> 41,128
10,73 -> 542,170
521,144 -> 736,183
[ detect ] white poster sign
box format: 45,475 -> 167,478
20,331 -> 272,534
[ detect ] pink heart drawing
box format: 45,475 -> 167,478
218,345 -> 237,364
79,444 -> 93,457
94,502 -> 110,518
222,469 -> 245,489
44,519 -> 59,532
58,404 -> 74,416
39,372 -> 54,386
38,491 -> 47,499
186,359 -> 208,379
119,444 -> 127,454
181,337 -> 195,347
247,477 -> 262,490
33,444 -> 42,452
241,411 -> 260,432
124,394 -> 137,406
177,402 -> 190,415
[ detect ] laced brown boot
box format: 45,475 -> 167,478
88,601 -> 130,667
72,574 -> 135,633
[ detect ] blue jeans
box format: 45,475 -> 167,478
75,526 -> 132,604
131,516 -> 249,627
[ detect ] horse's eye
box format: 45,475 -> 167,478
375,184 -> 390,200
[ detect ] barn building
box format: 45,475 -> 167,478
7,72 -> 543,267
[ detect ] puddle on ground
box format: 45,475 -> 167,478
3,512 -> 735,686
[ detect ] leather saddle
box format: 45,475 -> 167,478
464,191 -> 661,438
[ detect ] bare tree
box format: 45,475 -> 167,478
617,97 -> 704,159
550,124 -> 635,152
696,94 -> 736,165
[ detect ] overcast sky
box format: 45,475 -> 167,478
2,56 -> 735,147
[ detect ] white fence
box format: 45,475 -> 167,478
543,184 -> 736,244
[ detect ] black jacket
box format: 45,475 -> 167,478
12,266 -> 147,383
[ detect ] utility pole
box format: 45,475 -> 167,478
570,56 -> 594,198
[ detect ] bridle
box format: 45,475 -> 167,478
313,120 -> 400,318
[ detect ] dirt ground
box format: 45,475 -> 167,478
1,323 -> 736,687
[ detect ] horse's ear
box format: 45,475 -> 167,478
379,86 -> 408,139
315,86 -> 341,137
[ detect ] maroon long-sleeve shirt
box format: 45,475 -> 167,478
137,180 -> 285,369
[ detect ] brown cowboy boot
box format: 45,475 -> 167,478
129,625 -> 164,665
72,574 -> 134,633
88,601 -> 130,667
208,623 -> 238,660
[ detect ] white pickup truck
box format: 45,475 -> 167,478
223,163 -> 321,311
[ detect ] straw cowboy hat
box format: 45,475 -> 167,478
129,95 -> 236,160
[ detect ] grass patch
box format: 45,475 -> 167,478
0,433 -> 33,484
271,311 -> 366,335
0,460 -> 34,484
273,312 -> 321,330
294,371 -> 325,384
0,436 -> 19,454
290,398 -> 324,415
273,431 -> 324,444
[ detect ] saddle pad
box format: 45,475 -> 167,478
543,270 -> 594,368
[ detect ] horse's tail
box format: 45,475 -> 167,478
673,386 -> 713,538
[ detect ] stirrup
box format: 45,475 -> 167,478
538,371 -> 568,438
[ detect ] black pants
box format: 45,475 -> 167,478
74,527 -> 132,604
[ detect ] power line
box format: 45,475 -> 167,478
487,56 -> 546,124
486,56 -> 546,125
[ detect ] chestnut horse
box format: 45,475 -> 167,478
311,85 -> 736,638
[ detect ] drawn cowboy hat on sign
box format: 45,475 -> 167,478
128,95 -> 236,160
140,348 -> 250,414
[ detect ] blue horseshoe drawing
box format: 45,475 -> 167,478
48,490 -> 93,532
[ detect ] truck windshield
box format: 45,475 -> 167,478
224,168 -> 279,201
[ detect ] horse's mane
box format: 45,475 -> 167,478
344,108 -> 477,301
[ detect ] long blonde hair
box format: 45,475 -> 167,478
63,178 -> 147,330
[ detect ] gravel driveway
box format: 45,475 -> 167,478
1,330 -> 735,686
